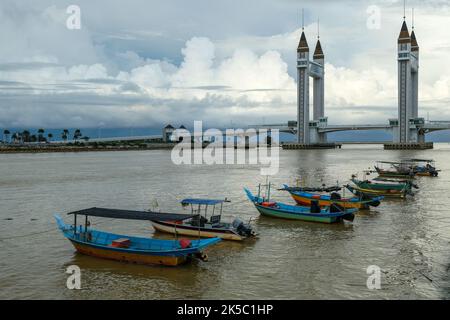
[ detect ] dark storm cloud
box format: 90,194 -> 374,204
0,0 -> 449,129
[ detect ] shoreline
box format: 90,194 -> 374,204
0,143 -> 176,154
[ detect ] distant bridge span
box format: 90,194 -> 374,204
251,120 -> 450,137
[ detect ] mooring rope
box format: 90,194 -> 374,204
0,219 -> 112,241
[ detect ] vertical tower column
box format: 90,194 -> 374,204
397,21 -> 412,143
410,30 -> 419,119
297,31 -> 310,144
312,40 -> 324,120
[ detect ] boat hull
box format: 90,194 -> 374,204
416,171 -> 437,177
375,167 -> 415,178
347,185 -> 407,198
71,240 -> 187,266
254,204 -> 340,223
151,221 -> 245,241
289,192 -> 369,209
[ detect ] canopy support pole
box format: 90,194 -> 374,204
74,214 -> 77,236
84,215 -> 88,241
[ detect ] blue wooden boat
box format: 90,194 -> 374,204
55,207 -> 221,266
244,188 -> 357,223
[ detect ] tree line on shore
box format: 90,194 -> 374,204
1,128 -> 89,144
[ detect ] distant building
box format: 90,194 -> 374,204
162,124 -> 175,142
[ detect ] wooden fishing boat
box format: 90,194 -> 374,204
347,176 -> 417,199
244,188 -> 357,223
351,177 -> 414,192
281,185 -> 383,209
55,208 -> 221,266
150,198 -> 257,241
374,161 -> 416,178
403,159 -> 439,177
346,183 -> 410,198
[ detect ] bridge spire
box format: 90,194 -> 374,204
403,0 -> 406,21
410,8 -> 418,50
398,20 -> 410,43
314,17 -> 323,58
302,8 -> 304,31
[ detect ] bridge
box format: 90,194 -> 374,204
252,120 -> 450,135
253,13 -> 450,147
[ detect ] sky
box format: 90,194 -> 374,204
0,0 -> 449,130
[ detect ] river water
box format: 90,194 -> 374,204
0,144 -> 449,299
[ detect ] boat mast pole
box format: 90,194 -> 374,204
85,215 -> 88,241
198,204 -> 201,239
174,222 -> 178,240
74,214 -> 77,235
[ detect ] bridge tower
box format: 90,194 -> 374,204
311,31 -> 326,143
296,30 -> 310,144
397,19 -> 412,143
312,37 -> 324,120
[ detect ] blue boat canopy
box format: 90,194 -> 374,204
180,198 -> 228,205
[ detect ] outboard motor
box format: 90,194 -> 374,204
195,252 -> 208,261
232,218 -> 256,237
330,203 -> 354,222
429,166 -> 438,177
408,181 -> 419,189
342,213 -> 355,222
368,199 -> 381,207
232,218 -> 243,229
310,200 -> 321,213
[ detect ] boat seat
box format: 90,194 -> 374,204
191,215 -> 207,227
111,238 -> 131,248
210,215 -> 221,225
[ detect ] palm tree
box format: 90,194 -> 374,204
62,129 -> 69,143
3,129 -> 10,143
37,128 -> 45,143
73,129 -> 82,141
22,130 -> 30,143
47,133 -> 53,142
